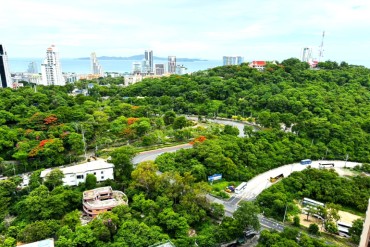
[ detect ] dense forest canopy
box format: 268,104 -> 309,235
0,59 -> 369,246
1,59 -> 370,175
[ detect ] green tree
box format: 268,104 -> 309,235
44,168 -> 64,190
62,210 -> 81,230
163,111 -> 176,125
0,180 -> 17,220
73,225 -> 96,247
85,174 -> 97,190
349,219 -> 364,244
222,125 -> 239,136
131,161 -> 161,196
19,221 -> 56,243
173,116 -> 188,129
293,215 -> 300,227
109,146 -> 137,182
233,201 -> 260,232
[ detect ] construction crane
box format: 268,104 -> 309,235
318,31 -> 325,62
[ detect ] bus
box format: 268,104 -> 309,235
337,221 -> 352,237
319,163 -> 334,169
302,197 -> 325,208
300,159 -> 312,165
235,182 -> 247,194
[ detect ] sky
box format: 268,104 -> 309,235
1,0 -> 370,66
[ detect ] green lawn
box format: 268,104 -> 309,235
209,180 -> 241,199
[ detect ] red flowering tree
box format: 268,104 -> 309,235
189,136 -> 207,145
127,117 -> 139,125
43,114 -> 58,125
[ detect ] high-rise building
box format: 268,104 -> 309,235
90,52 -> 104,77
141,60 -> 150,74
168,56 -> 176,74
41,45 -> 65,86
223,56 -> 244,66
132,62 -> 142,74
301,47 -> 312,63
0,44 -> 13,88
155,64 -> 165,75
144,50 -> 153,73
27,61 -> 38,74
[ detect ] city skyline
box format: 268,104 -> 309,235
1,1 -> 370,67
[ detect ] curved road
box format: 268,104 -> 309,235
132,144 -> 192,165
186,116 -> 260,138
132,117 -> 258,164
230,160 -> 362,204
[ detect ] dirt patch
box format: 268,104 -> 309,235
333,167 -> 356,177
338,210 -> 362,224
296,203 -> 362,231
299,213 -> 324,230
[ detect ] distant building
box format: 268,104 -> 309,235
176,64 -> 187,75
41,45 -> 65,86
124,73 -> 143,86
83,186 -> 128,217
63,72 -> 79,83
132,62 -> 142,74
141,59 -> 150,74
0,44 -> 13,88
360,199 -> 370,247
168,56 -> 176,74
145,50 -> 153,73
301,47 -> 312,63
249,61 -> 266,71
223,56 -> 244,66
91,52 -> 104,77
155,64 -> 165,75
40,160 -> 114,186
27,61 -> 38,74
19,238 -> 54,247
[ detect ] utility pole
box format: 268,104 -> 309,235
81,125 -> 87,160
318,31 -> 325,62
283,203 -> 288,223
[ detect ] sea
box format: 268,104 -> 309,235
8,58 -> 222,74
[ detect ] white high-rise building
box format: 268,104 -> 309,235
91,52 -> 104,77
223,56 -> 244,66
0,44 -> 13,88
41,45 -> 65,86
144,50 -> 153,73
301,47 -> 312,63
168,56 -> 176,74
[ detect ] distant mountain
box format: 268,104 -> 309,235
77,55 -> 207,62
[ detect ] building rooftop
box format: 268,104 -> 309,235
19,238 -> 54,247
83,186 -> 113,200
40,160 -> 114,178
149,241 -> 176,247
83,186 -> 128,210
250,61 -> 266,66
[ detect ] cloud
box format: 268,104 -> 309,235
1,0 -> 369,67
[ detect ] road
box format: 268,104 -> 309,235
186,116 -> 260,138
132,144 -> 193,165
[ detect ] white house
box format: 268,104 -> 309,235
40,160 -> 114,186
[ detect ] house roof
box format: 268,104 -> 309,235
250,61 -> 266,66
40,160 -> 114,178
